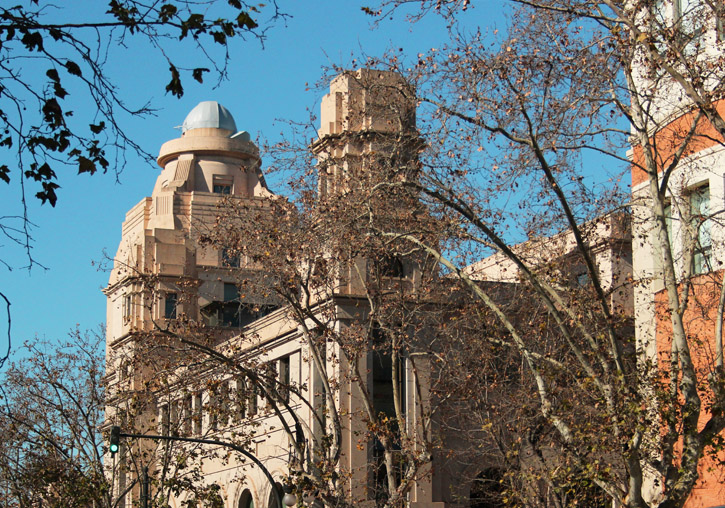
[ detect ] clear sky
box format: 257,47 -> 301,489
1,1 -> 508,357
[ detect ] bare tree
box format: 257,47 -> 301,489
349,0 -> 725,506
0,329 -> 109,508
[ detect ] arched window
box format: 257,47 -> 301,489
266,482 -> 283,508
238,489 -> 254,508
378,254 -> 405,278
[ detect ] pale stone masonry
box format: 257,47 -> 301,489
104,71 -> 446,508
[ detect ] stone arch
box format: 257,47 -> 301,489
265,482 -> 283,508
238,488 -> 254,508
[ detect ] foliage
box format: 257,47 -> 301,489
356,1 -> 725,507
96,1 -> 725,507
0,0 -> 277,211
0,0 -> 285,382
0,328 -> 230,508
0,329 -> 108,508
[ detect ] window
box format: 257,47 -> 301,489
206,381 -> 229,431
224,283 -> 238,302
233,378 -> 247,422
222,283 -> 240,327
183,394 -> 193,435
219,381 -> 230,428
169,400 -> 179,436
208,386 -> 219,431
213,175 -> 233,194
118,360 -> 131,381
575,272 -> 590,287
247,381 -> 258,416
159,403 -> 170,435
652,0 -> 705,54
372,349 -> 406,418
660,200 -> 675,257
653,0 -> 667,24
193,393 -> 203,435
238,490 -> 254,508
205,380 -> 232,431
372,325 -> 406,418
165,292 -> 177,319
279,356 -> 290,403
122,294 -> 132,322
664,201 -> 673,238
201,283 -> 277,328
675,0 -> 705,51
378,255 -> 405,278
221,248 -> 240,267
267,483 -> 283,508
690,184 -> 712,274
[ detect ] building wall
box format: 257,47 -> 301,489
104,72 -> 445,508
629,2 -> 725,502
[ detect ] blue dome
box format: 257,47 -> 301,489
182,101 -> 237,133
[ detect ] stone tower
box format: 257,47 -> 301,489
105,101 -> 275,351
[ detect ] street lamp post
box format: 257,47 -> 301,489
111,428 -> 296,508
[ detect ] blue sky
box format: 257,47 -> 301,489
1,1 -> 507,356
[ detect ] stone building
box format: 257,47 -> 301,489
103,67 -> 644,508
104,70 -> 448,508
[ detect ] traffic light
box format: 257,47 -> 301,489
110,426 -> 121,455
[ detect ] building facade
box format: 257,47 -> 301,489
104,40 -> 725,506
629,0 -> 725,506
104,70 -> 453,508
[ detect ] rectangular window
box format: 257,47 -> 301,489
165,293 -> 177,319
183,394 -> 193,435
690,184 -> 712,274
193,393 -> 203,436
662,200 -> 675,256
221,248 -> 240,267
248,382 -> 258,416
279,356 -> 291,403
219,381 -> 230,428
575,272 -> 590,287
379,255 -> 405,278
652,0 -> 667,24
675,0 -> 704,51
213,175 -> 233,195
222,283 -> 241,327
224,283 -> 239,302
373,350 -> 406,418
159,404 -> 170,435
233,378 -> 247,422
122,294 -> 132,322
169,401 -> 179,436
208,385 -> 219,431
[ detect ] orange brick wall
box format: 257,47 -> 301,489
654,274 -> 725,507
631,101 -> 725,187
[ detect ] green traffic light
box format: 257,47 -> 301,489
110,426 -> 121,455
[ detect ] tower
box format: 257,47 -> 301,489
104,101 -> 279,507
103,72 -> 443,508
310,69 -> 425,296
